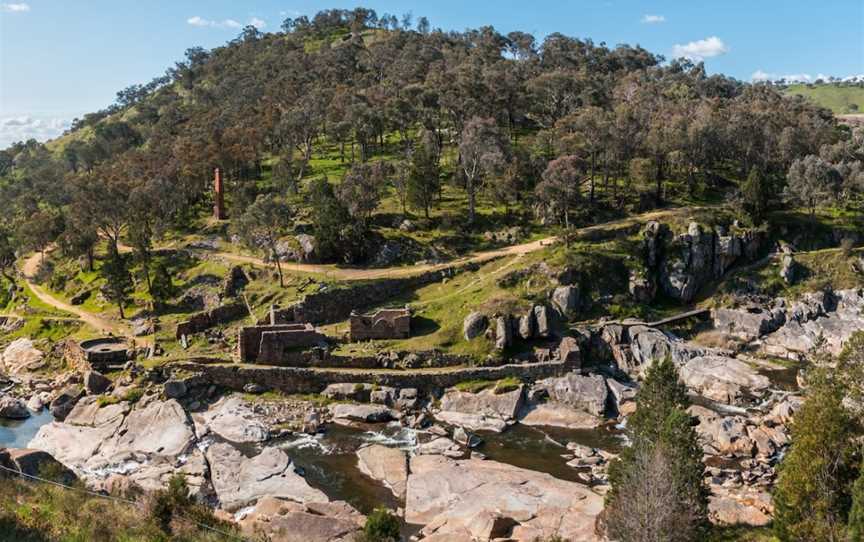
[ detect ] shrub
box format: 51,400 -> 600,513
361,507 -> 401,541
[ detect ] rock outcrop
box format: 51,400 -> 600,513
436,385 -> 523,432
356,444 -> 408,500
238,497 -> 365,542
207,442 -> 327,512
639,221 -> 764,303
533,373 -> 608,416
406,455 -> 603,541
193,395 -> 269,443
1,338 -> 45,374
680,356 -> 771,405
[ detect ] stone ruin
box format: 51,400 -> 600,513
239,307 -> 328,364
65,337 -> 131,372
349,307 -> 411,341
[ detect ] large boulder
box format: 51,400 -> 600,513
517,312 -> 535,340
437,385 -> 524,432
712,305 -> 786,341
322,383 -> 373,403
49,387 -> 83,421
0,395 -> 30,419
551,285 -> 580,318
206,442 -> 327,512
518,402 -> 601,429
0,448 -> 77,485
709,487 -> 773,527
356,444 -> 408,500
406,455 -> 604,541
1,338 -> 45,374
463,312 -> 489,341
84,371 -> 112,395
557,336 -> 582,366
680,356 -> 771,405
533,305 -> 552,338
238,497 -> 365,542
329,403 -> 395,424
689,405 -> 756,457
533,373 -> 608,416
494,315 -> 512,350
192,395 -> 269,443
628,325 -> 703,374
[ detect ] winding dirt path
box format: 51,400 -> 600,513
210,207 -> 701,281
21,251 -> 128,335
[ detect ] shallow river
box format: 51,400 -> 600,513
0,409 -> 53,449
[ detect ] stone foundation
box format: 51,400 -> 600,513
176,302 -> 248,339
239,324 -> 328,364
350,308 -> 411,341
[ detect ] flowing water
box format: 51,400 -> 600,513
0,409 -> 53,449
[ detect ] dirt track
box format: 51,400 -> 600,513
21,250 -> 128,335
210,207 -> 698,281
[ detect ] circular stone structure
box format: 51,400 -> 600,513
79,337 -> 131,367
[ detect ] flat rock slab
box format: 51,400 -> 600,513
1,338 -> 45,374
518,402 -> 601,430
439,386 -> 524,421
238,497 -> 365,542
207,442 -> 328,512
193,394 -> 269,443
434,410 -> 508,433
356,444 -> 408,500
680,356 -> 770,405
329,403 -> 396,424
406,455 -> 603,541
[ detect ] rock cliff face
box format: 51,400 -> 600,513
638,221 -> 765,303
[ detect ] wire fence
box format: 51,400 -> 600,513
0,463 -> 249,541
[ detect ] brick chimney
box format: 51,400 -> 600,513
213,168 -> 226,220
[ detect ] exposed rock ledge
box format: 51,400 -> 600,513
406,454 -> 603,541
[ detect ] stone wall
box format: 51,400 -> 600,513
292,261 -> 486,325
169,358 -> 577,395
176,302 -> 248,339
350,308 -> 411,341
238,324 -> 328,363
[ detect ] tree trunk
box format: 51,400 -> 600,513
272,246 -> 285,288
118,301 -> 125,320
467,175 -> 476,224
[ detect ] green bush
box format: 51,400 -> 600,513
361,507 -> 401,541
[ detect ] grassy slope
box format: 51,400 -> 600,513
785,84 -> 864,114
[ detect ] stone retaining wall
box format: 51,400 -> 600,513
169,358 -> 575,394
175,302 -> 248,339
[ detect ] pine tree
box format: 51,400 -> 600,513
150,263 -> 174,311
773,383 -> 857,542
101,252 -> 133,319
848,471 -> 864,542
606,357 -> 707,542
740,167 -> 769,225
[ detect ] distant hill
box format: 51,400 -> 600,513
785,83 -> 864,115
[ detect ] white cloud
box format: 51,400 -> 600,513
187,16 -> 245,29
751,70 -> 773,82
0,116 -> 71,148
249,17 -> 266,29
1,3 -> 30,12
641,14 -> 665,24
672,36 -> 728,61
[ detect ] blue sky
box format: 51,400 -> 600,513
1,0 -> 862,146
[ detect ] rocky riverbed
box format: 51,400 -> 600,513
1,287 -> 861,540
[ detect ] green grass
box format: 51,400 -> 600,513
785,83 -> 864,114
707,525 -> 776,542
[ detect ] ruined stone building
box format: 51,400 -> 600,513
349,307 -> 411,341
239,323 -> 328,364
